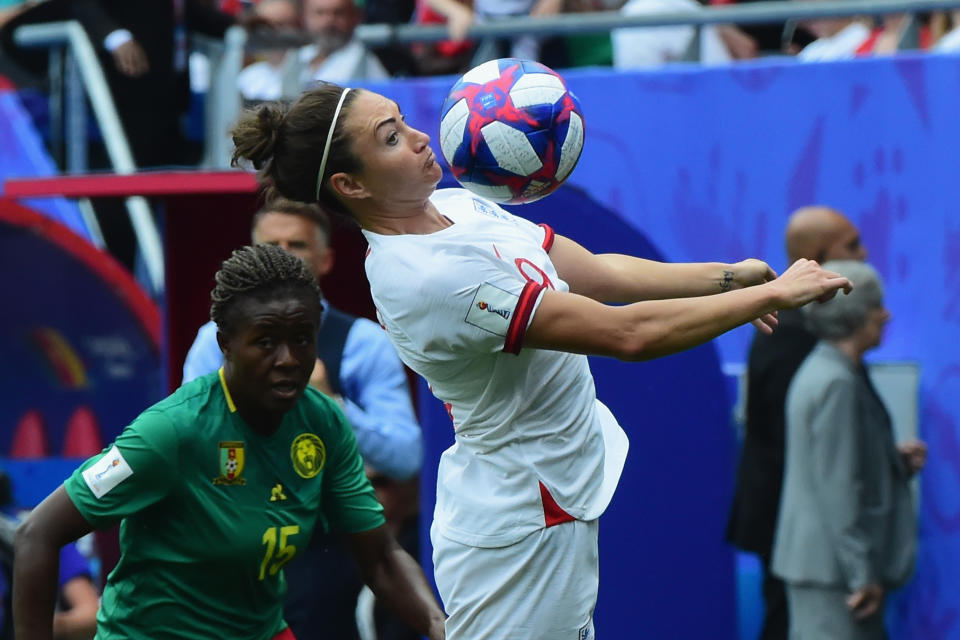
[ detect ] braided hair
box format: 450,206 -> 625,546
210,244 -> 322,334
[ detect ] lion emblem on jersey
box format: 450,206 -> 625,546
291,433 -> 326,479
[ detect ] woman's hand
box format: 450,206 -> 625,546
771,258 -> 853,308
727,258 -> 777,291
444,3 -> 474,42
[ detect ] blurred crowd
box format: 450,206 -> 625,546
0,0 -> 958,172
2,0 -> 960,103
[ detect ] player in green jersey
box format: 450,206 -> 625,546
12,244 -> 446,640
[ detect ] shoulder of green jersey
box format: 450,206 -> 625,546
82,445 -> 134,499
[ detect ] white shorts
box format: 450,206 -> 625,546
431,519 -> 599,640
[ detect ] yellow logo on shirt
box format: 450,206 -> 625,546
213,441 -> 246,486
270,484 -> 287,502
291,434 -> 325,479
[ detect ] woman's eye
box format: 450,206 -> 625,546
257,338 -> 274,349
386,132 -> 399,145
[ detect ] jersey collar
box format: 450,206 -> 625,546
218,367 -> 237,413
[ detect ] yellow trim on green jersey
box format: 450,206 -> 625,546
219,366 -> 237,413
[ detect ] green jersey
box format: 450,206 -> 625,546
64,369 -> 385,640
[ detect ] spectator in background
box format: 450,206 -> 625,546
257,0 -> 301,30
612,0 -> 732,68
232,0 -> 302,98
300,0 -> 389,80
182,199 -> 423,640
797,13 -> 931,61
707,0 -> 813,58
426,0 -> 567,69
2,0 -> 244,271
772,260 -> 925,640
726,205 -> 867,640
795,15 -> 873,60
238,0 -> 388,102
409,0 -> 475,75
69,0 -> 239,167
251,0 -> 303,66
932,9 -> 960,50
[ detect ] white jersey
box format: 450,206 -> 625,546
362,189 -> 628,548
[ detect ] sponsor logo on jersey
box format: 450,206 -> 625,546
213,441 -> 246,485
465,282 -> 518,336
291,433 -> 326,479
476,300 -> 511,320
270,484 -> 287,502
82,445 -> 133,499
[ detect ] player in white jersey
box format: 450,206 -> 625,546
231,83 -> 853,640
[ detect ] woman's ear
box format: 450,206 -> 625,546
216,329 -> 231,360
329,172 -> 368,200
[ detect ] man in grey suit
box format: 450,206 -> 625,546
772,260 -> 926,639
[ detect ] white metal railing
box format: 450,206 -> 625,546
13,20 -> 165,296
195,26 -> 248,169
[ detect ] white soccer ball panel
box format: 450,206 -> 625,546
462,60 -> 503,85
440,99 -> 470,164
459,181 -> 515,203
555,112 -> 584,182
481,121 -> 543,176
509,73 -> 566,109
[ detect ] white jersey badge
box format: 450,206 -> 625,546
465,282 -> 518,336
82,445 -> 133,499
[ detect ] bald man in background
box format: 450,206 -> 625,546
726,206 -> 867,640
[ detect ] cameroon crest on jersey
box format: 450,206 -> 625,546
213,441 -> 246,485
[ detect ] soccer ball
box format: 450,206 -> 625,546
438,58 -> 585,205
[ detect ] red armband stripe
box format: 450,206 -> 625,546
503,281 -> 544,355
539,223 -> 555,252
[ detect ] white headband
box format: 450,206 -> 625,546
315,87 -> 352,201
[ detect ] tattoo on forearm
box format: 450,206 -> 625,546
719,270 -> 734,292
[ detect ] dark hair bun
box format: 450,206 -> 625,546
231,103 -> 285,171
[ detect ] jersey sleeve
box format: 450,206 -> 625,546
318,401 -> 386,534
375,245 -> 547,358
64,410 -> 181,529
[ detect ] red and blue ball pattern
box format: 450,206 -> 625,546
438,58 -> 585,205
